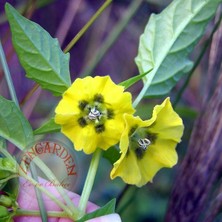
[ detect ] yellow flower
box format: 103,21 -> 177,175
110,98 -> 184,187
55,76 -> 135,154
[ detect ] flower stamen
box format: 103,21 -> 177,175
88,107 -> 102,120
138,138 -> 151,150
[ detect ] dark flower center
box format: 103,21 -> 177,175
128,126 -> 157,159
77,94 -> 114,134
88,107 -> 101,120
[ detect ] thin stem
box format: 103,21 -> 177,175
0,41 -> 48,221
64,0 -> 112,53
133,84 -> 148,108
80,0 -> 143,77
173,14 -> 222,108
0,147 -> 15,162
0,174 -> 18,183
27,157 -> 79,216
20,83 -> 39,106
17,0 -> 112,101
19,169 -> 73,218
0,40 -> 19,107
78,149 -> 101,216
16,209 -> 69,218
117,186 -> 137,215
116,184 -> 130,208
30,164 -> 48,221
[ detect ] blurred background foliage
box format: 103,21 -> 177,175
0,0 -> 221,221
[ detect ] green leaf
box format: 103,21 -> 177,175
175,106 -> 198,119
135,0 -> 222,97
34,117 -> 60,135
119,68 -> 152,90
5,3 -> 71,96
0,216 -> 13,222
0,158 -> 17,175
0,96 -> 33,150
103,146 -> 120,165
2,178 -> 19,205
0,206 -> 10,219
0,137 -> 6,149
76,199 -> 116,222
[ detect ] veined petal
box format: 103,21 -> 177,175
150,138 -> 178,167
97,120 -> 123,150
111,150 -> 141,184
55,77 -> 95,116
101,77 -> 135,114
101,77 -> 124,102
137,153 -> 165,187
61,123 -> 99,154
111,98 -> 184,187
82,76 -> 110,97
55,93 -> 79,114
123,114 -> 147,131
55,75 -> 135,154
110,114 -> 143,184
108,92 -> 135,115
54,113 -> 76,125
147,97 -> 184,142
71,76 -> 99,100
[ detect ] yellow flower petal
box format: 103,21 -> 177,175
110,114 -> 144,184
135,139 -> 178,186
97,120 -> 123,150
55,113 -> 76,125
55,92 -> 79,115
137,153 -> 164,187
146,97 -> 184,142
55,76 -> 135,154
111,149 -> 141,185
61,123 -> 99,154
150,138 -> 178,167
111,98 -> 184,186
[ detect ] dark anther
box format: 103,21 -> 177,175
94,94 -> 104,103
95,124 -> 105,133
78,117 -> 87,127
78,100 -> 88,111
129,125 -> 138,136
107,109 -> 114,119
146,132 -> 157,144
135,148 -> 145,159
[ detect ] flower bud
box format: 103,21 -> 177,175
0,205 -> 10,217
0,195 -> 12,208
0,182 -> 6,190
0,158 -> 17,180
0,170 -> 11,180
2,158 -> 15,170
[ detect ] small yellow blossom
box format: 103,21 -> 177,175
55,76 -> 135,154
110,98 -> 184,187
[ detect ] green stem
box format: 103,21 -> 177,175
78,149 -> 101,217
117,186 -> 137,214
0,40 -> 48,221
19,168 -> 73,218
24,156 -> 79,216
133,83 -> 149,108
116,184 -> 130,208
16,209 -> 69,218
0,174 -> 18,183
0,40 -> 19,107
173,13 -> 222,108
80,0 -> 143,77
0,147 -> 15,162
30,164 -> 48,221
64,0 -> 112,53
19,154 -> 79,217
